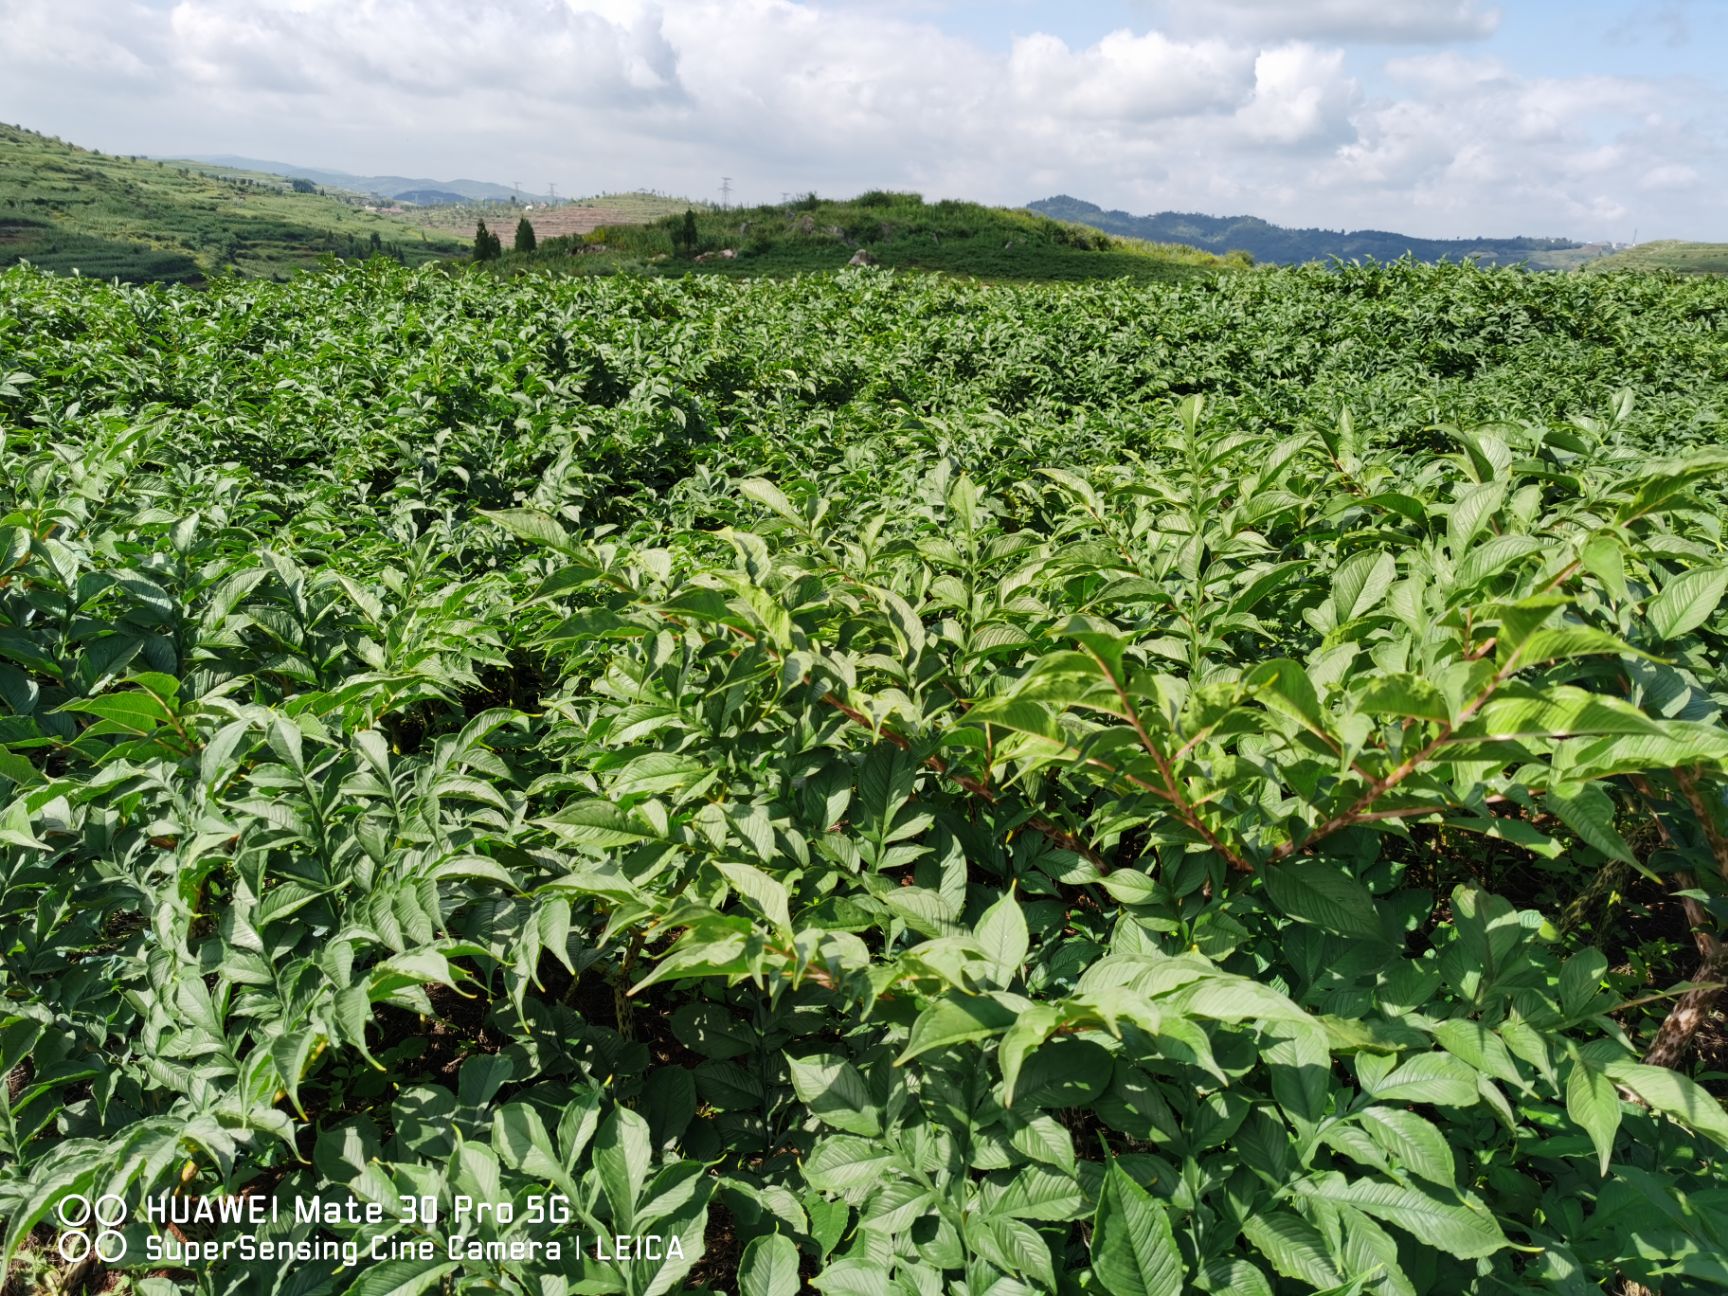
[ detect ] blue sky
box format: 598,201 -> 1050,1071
1,0 -> 1722,241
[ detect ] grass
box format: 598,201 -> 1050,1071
492,190 -> 1240,283
0,123 -> 466,282
1586,240 -> 1728,275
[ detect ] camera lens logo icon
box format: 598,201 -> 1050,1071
55,1194 -> 128,1263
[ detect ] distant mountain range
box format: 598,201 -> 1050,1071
170,156 -> 519,203
1029,196 -> 1603,268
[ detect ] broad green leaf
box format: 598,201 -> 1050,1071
1566,1060 -> 1622,1176
897,993 -> 1018,1063
595,1106 -> 653,1231
340,1261 -> 460,1296
1091,1162 -> 1184,1296
1242,1211 -> 1342,1290
1355,672 -> 1450,724
1602,1059 -> 1728,1149
543,799 -> 661,848
1365,1052 -> 1479,1107
1356,1108 -> 1456,1188
803,1136 -> 899,1196
786,1053 -> 880,1136
1332,552 -> 1397,624
1647,566 -> 1728,640
1264,860 -> 1387,942
1322,1178 -> 1508,1259
739,1232 -> 800,1296
975,890 -> 1029,987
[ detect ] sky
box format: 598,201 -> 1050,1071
1,0 -> 1722,242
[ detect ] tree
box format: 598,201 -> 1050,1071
680,209 -> 698,254
289,178 -> 317,194
473,219 -> 501,262
514,217 -> 537,254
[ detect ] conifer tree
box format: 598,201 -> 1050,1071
514,217 -> 537,254
473,219 -> 500,262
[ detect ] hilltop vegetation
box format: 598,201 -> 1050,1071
0,124 -> 464,282
1586,240 -> 1728,275
498,190 -> 1241,282
175,154 -> 521,202
1031,195 -> 1601,269
0,127 -> 1223,287
4,258 -> 1728,1294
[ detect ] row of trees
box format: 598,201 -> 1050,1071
473,217 -> 537,261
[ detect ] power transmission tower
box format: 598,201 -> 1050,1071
720,177 -> 732,209
547,183 -> 557,203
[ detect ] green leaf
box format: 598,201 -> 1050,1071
739,477 -> 804,526
975,890 -> 1029,988
739,1232 -> 801,1296
1354,672 -> 1450,724
1331,552 -> 1397,624
1241,1211 -> 1342,1290
1091,1162 -> 1185,1296
1248,658 -> 1325,732
812,1258 -> 892,1296
480,507 -> 580,554
595,1106 -> 652,1231
1099,870 -> 1159,904
1365,1052 -> 1479,1107
340,1261 -> 460,1296
56,690 -> 170,734
1566,1060 -> 1622,1177
1647,566 -> 1728,640
1545,783 -> 1635,864
896,993 -> 1018,1063
716,861 -> 792,932
803,1136 -> 899,1196
972,1212 -> 1057,1290
1322,1178 -> 1508,1259
1602,1059 -> 1728,1149
542,799 -> 661,848
786,1053 -> 880,1136
1264,860 -> 1387,943
1356,1108 -> 1456,1188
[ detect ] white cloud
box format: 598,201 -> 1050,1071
0,0 -> 1720,241
1640,162 -> 1700,190
1235,44 -> 1357,145
1154,0 -> 1500,44
1007,29 -> 1253,122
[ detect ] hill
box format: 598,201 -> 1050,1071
1,124 -> 466,282
497,190 -> 1240,282
174,155 -> 519,202
1029,195 -> 1594,268
393,189 -> 470,207
1585,240 -> 1728,275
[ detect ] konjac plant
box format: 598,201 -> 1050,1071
2,257 -> 1727,1295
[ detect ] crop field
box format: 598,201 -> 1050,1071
405,194 -> 700,242
3,258 -> 1728,1296
0,126 -> 464,284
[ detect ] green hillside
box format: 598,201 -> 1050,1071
0,124 -> 465,282
494,190 -> 1242,282
1030,194 -> 1598,269
1585,239 -> 1728,275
